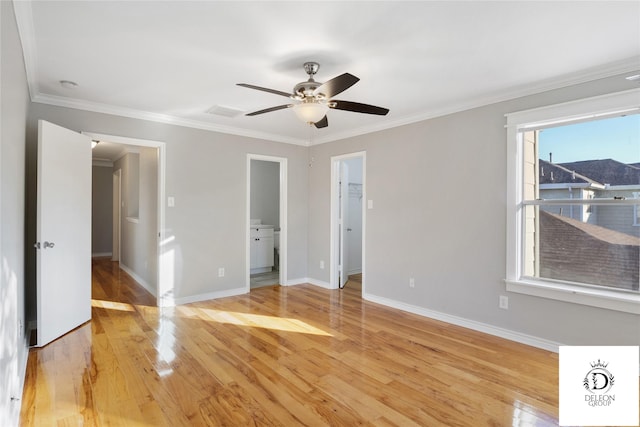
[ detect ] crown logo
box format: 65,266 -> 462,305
590,359 -> 609,369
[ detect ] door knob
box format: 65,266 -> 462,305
43,241 -> 55,249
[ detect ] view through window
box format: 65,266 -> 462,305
522,114 -> 640,293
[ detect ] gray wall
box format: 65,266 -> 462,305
25,103 -> 309,308
250,159 -> 280,228
115,149 -> 158,291
91,165 -> 113,256
307,73 -> 640,348
0,1 -> 30,424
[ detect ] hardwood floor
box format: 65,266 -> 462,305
20,258 -> 561,426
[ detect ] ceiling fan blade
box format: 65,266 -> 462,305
331,100 -> 389,116
237,83 -> 292,98
245,104 -> 293,116
313,115 -> 329,129
314,73 -> 359,98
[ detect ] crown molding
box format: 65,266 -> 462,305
92,159 -> 114,167
313,57 -> 640,145
31,93 -> 309,146
29,57 -> 640,148
14,0 -> 639,147
13,0 -> 39,100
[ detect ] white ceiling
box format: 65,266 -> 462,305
14,1 -> 640,146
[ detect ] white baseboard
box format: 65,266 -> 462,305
307,278 -> 334,289
363,293 -> 562,353
92,252 -> 112,258
169,287 -> 247,306
119,263 -> 157,298
347,269 -> 362,275
285,277 -> 334,289
283,277 -> 307,286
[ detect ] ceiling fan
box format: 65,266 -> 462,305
237,62 -> 389,128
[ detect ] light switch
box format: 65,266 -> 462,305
167,196 -> 175,207
367,199 -> 373,209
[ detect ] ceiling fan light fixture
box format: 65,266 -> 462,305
293,101 -> 328,124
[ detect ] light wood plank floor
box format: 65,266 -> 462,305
21,258 -> 561,426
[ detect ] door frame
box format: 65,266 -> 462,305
246,154 -> 288,290
83,132 -> 168,306
112,169 -> 121,262
330,151 -> 366,293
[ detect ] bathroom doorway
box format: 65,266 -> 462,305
331,152 -> 365,293
246,154 -> 287,290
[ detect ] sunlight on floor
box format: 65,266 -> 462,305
91,299 -> 136,312
180,306 -> 333,336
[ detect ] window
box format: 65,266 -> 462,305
506,89 -> 640,314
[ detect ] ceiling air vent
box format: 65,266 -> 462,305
206,105 -> 244,118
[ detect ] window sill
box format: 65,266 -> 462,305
505,279 -> 639,314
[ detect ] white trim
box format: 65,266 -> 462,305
364,293 -> 562,353
506,279 -> 640,315
12,0 -> 639,149
120,263 -> 156,298
12,0 -> 38,100
246,154 -> 288,293
506,88 -> 640,129
29,57 -> 640,147
330,152 -> 367,292
169,287 -> 247,306
83,132 -> 167,307
36,94 -> 307,146
506,88 -> 640,311
306,278 -> 333,290
91,252 -> 112,258
92,159 -> 113,167
283,278 -> 306,286
282,277 -> 333,289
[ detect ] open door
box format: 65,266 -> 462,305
338,161 -> 349,288
35,120 -> 92,347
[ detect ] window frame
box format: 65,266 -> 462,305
505,88 -> 640,314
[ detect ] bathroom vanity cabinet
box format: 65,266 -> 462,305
250,227 -> 274,273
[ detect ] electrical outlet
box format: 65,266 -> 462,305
409,277 -> 415,288
499,295 -> 509,310
320,260 -> 325,269
218,267 -> 225,277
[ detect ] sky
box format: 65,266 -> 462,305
538,113 -> 640,164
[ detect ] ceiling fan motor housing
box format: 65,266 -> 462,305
294,62 -> 324,99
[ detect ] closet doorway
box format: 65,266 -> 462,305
331,152 -> 365,293
246,154 -> 288,290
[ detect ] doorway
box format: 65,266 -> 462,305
84,132 -> 168,305
246,154 -> 287,290
331,152 -> 365,292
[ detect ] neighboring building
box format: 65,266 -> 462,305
539,158 -> 640,237
539,210 -> 640,291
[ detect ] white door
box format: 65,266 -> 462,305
339,162 -> 349,288
36,120 -> 92,347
